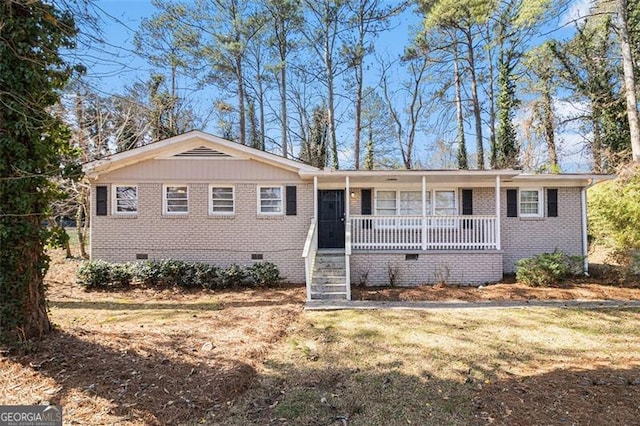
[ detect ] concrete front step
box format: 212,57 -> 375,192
312,251 -> 348,300
312,277 -> 347,286
310,291 -> 348,300
311,283 -> 347,293
314,261 -> 346,269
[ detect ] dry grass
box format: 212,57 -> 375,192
220,308 -> 640,425
0,249 -> 305,425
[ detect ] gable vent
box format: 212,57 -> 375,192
174,146 -> 232,158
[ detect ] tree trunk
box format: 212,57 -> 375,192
326,51 -> 339,169
354,61 -> 363,169
464,29 -> 483,169
542,82 -> 558,169
615,0 -> 640,162
454,40 -> 468,169
280,63 -> 288,156
486,27 -> 498,168
19,218 -> 52,340
592,107 -> 603,173
237,58 -> 246,144
76,198 -> 88,259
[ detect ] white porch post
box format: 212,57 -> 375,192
422,175 -> 427,251
495,175 -> 501,250
313,176 -> 318,220
345,176 -> 351,300
345,176 -> 350,221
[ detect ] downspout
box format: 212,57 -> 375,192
581,178 -> 596,275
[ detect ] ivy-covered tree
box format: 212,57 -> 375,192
0,1 -> 78,342
300,105 -> 328,168
494,61 -> 520,169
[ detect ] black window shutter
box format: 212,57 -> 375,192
96,186 -> 107,216
286,186 -> 297,215
361,189 -> 372,215
547,188 -> 558,217
461,189 -> 473,229
462,189 -> 473,215
361,189 -> 372,229
506,189 -> 518,217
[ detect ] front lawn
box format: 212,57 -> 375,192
220,308 -> 640,425
2,249 -> 639,425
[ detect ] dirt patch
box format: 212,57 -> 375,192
1,249 -> 305,425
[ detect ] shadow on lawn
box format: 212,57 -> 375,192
49,300 -> 224,311
219,356 -> 640,426
474,366 -> 640,425
10,330 -> 257,425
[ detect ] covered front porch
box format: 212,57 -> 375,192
302,170 -> 518,301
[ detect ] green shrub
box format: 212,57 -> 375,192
111,263 -> 134,286
76,259 -> 282,290
77,260 -> 112,288
184,262 -> 221,289
77,260 -> 132,288
515,251 -> 582,287
247,262 -> 282,287
588,165 -> 640,272
132,261 -> 164,286
219,263 -> 247,288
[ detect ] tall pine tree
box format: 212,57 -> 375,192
0,1 -> 78,342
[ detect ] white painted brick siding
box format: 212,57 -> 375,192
91,182 -> 313,283
501,187 -> 583,272
351,252 -> 503,286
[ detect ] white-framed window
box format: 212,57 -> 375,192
376,190 -> 397,215
210,186 -> 234,215
258,186 -> 283,215
113,185 -> 138,214
374,189 -> 456,216
163,185 -> 189,214
519,188 -> 543,217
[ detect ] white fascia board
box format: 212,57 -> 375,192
298,169 -> 520,178
512,173 -> 615,186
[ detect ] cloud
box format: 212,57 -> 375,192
560,0 -> 594,26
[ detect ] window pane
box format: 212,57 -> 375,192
260,187 -> 281,199
115,186 -> 137,213
435,191 -> 456,215
259,187 -> 282,213
520,190 -> 539,215
211,187 -> 234,214
165,186 -> 188,213
212,188 -> 233,199
376,191 -> 396,215
261,205 -> 282,213
400,191 -> 421,215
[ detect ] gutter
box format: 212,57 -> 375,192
581,178 -> 597,275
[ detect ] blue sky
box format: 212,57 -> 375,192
79,0 -> 594,170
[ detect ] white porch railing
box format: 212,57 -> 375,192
302,218 -> 318,300
345,221 -> 352,300
350,215 -> 498,251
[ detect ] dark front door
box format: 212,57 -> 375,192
318,190 -> 345,249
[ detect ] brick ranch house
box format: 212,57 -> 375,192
83,131 -> 612,300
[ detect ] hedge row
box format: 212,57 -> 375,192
77,259 -> 282,289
